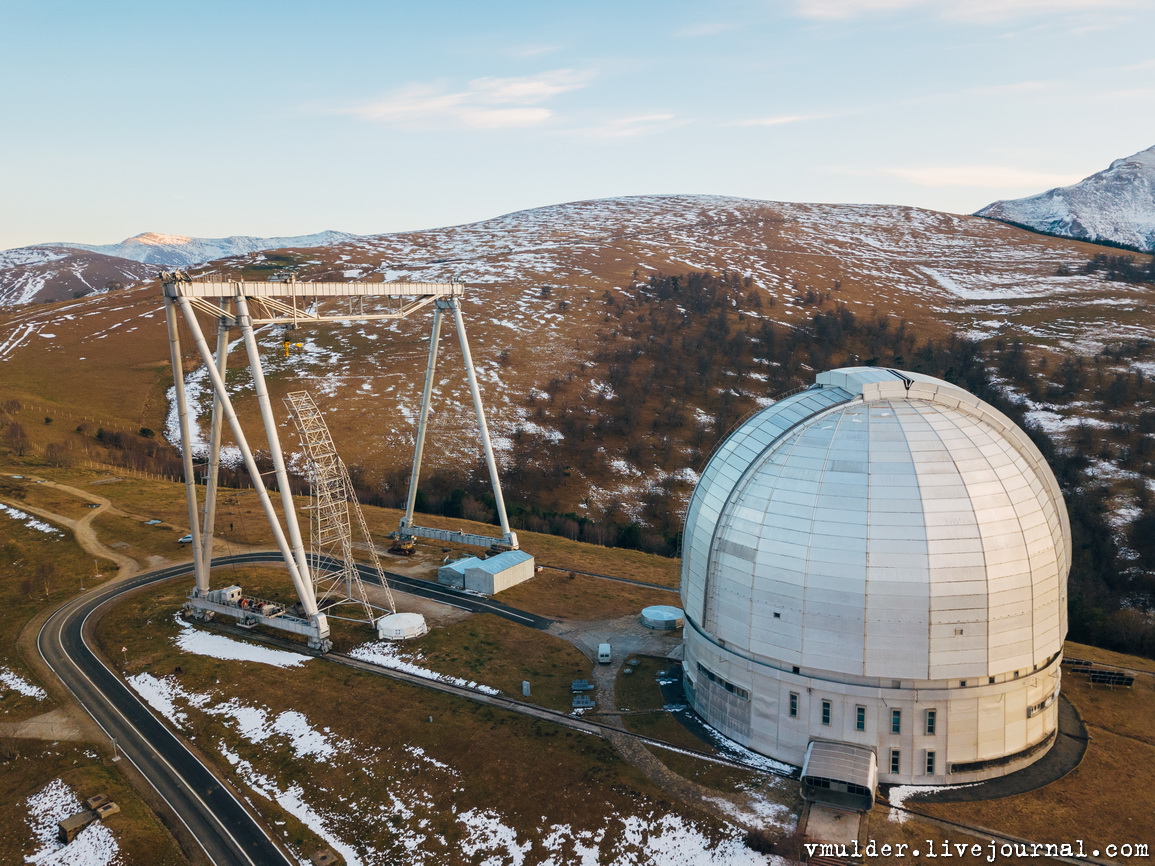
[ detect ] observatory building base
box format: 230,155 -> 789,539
183,589 -> 332,652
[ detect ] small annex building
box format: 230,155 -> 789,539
437,550 -> 536,594
680,367 -> 1071,788
801,741 -> 878,812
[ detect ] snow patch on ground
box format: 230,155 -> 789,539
129,663 -> 789,865
126,673 -> 204,728
458,808 -> 784,866
128,671 -> 345,763
695,725 -> 796,776
23,778 -> 121,866
347,640 -> 500,695
206,701 -> 345,759
174,614 -> 311,668
0,666 -> 47,699
220,744 -> 366,864
707,791 -> 796,833
886,782 -> 978,823
0,504 -> 62,536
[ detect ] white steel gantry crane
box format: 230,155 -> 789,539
160,272 -> 519,650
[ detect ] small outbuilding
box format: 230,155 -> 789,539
437,550 -> 536,595
377,612 -> 429,640
801,740 -> 878,812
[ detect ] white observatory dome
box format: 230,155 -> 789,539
680,367 -> 1071,786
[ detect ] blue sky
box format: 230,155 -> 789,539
2,0 -> 1152,249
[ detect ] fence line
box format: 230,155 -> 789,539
76,460 -> 262,490
16,401 -> 151,437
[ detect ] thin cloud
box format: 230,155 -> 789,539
793,0 -> 1141,23
509,44 -> 563,58
672,21 -> 738,37
965,80 -> 1053,96
736,113 -> 830,127
794,0 -> 916,18
1102,87 -> 1155,100
344,70 -> 592,129
881,164 -> 1082,188
580,113 -> 681,138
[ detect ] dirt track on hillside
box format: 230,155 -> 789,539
3,478 -> 142,742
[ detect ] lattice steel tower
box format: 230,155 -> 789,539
285,390 -> 396,624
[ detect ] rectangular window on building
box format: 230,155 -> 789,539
891,708 -> 902,734
890,749 -> 901,774
925,709 -> 937,735
821,700 -> 831,726
926,751 -> 936,775
855,706 -> 866,731
789,692 -> 798,718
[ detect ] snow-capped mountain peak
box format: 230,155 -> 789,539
122,232 -> 195,247
33,229 -> 359,267
976,144 -> 1155,252
1107,144 -> 1155,172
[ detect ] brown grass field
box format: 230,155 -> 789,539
0,744 -> 186,866
1,444 -> 1154,863
0,476 -> 191,862
94,578 -> 750,862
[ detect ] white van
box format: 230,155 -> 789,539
597,643 -> 612,664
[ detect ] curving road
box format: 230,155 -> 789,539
38,558 -> 296,866
36,553 -> 552,865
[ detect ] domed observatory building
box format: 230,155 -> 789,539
680,368 -> 1070,790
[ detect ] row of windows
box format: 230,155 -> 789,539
1026,692 -> 1056,718
792,698 -> 938,735
889,749 -> 936,775
697,663 -> 750,701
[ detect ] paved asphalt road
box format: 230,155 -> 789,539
36,552 -> 551,865
38,558 -> 296,866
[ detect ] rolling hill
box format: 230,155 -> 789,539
1,194 -> 1153,653
1,194 -> 1150,484
977,144 -> 1155,253
45,229 -> 358,267
0,246 -> 155,307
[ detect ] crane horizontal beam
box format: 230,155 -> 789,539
163,277 -> 463,300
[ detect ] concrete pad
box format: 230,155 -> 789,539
0,708 -> 85,741
804,803 -> 862,846
549,614 -> 683,663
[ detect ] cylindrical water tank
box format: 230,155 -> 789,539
641,605 -> 685,630
377,612 -> 429,640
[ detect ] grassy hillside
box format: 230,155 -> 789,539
1,196 -> 1153,657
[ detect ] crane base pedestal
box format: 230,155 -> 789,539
183,590 -> 332,653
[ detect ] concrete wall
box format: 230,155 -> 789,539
684,619 -> 1062,785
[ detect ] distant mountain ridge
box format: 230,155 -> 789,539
976,145 -> 1155,253
0,246 -> 156,307
37,229 -> 359,267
